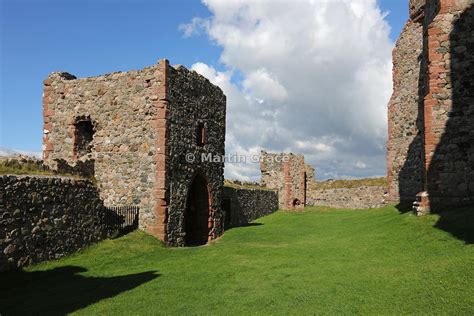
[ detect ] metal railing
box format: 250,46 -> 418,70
105,205 -> 139,235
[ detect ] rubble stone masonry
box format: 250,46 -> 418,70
386,19 -> 424,202
306,185 -> 386,209
43,60 -> 226,246
0,175 -> 109,272
260,151 -> 314,210
387,0 -> 474,211
222,186 -> 278,228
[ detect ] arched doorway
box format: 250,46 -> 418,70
185,174 -> 211,246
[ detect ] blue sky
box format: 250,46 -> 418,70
0,0 -> 408,179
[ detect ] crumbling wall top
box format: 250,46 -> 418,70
410,0 -> 426,21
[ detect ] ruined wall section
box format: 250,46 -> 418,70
260,151 -> 314,210
42,64 -> 165,231
388,0 -> 474,211
0,175 -> 109,272
386,19 -> 424,202
307,185 -> 386,209
285,154 -> 307,209
166,66 -> 226,246
222,186 -> 278,228
410,0 -> 427,20
422,0 -> 474,209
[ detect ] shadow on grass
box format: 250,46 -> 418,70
0,266 -> 159,315
434,206 -> 474,244
396,202 -> 474,244
395,202 -> 413,214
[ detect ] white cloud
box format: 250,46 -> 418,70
179,17 -> 209,38
186,0 -> 393,180
355,161 -> 367,169
294,140 -> 333,154
243,68 -> 288,102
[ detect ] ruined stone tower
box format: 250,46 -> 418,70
42,59 -> 226,246
387,0 -> 474,212
260,151 -> 315,210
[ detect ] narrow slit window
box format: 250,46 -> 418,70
197,122 -> 206,146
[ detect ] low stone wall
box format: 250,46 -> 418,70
0,175 -> 110,272
222,187 -> 278,228
307,186 -> 386,209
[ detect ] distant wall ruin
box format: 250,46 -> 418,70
222,186 -> 278,228
260,151 -> 315,210
307,185 -> 386,209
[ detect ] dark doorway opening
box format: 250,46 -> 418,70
185,174 -> 211,246
74,117 -> 94,156
292,198 -> 301,208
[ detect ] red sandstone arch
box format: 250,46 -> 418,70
184,174 -> 212,246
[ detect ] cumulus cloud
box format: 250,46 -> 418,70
243,68 -> 288,102
184,0 -> 393,181
179,17 -> 209,38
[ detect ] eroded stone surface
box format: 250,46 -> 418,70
387,1 -> 474,211
307,185 -> 386,209
42,60 -> 227,245
386,19 -> 424,202
222,187 -> 278,227
260,151 -> 315,210
0,175 -> 109,272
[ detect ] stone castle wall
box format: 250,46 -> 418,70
260,151 -> 314,210
42,63 -> 165,232
410,0 -> 426,19
165,66 -> 226,246
222,186 -> 278,228
386,19 -> 424,202
307,185 -> 386,209
43,60 -> 227,245
0,175 -> 109,272
387,0 -> 474,211
421,0 -> 474,209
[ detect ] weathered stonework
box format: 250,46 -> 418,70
260,151 -> 315,210
306,185 -> 386,209
43,60 -> 226,246
410,0 -> 427,21
421,0 -> 474,210
165,66 -> 226,246
387,0 -> 474,212
222,186 -> 278,228
0,175 -> 109,272
386,19 -> 424,202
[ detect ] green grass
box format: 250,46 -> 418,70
0,161 -> 56,176
0,159 -> 84,179
310,177 -> 387,189
1,206 -> 473,315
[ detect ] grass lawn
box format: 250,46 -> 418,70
1,206 -> 473,315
